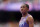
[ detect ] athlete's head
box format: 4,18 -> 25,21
20,4 -> 29,14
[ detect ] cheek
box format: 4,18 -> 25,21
23,9 -> 26,12
24,9 -> 26,11
27,9 -> 29,11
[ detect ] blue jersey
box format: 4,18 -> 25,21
19,14 -> 32,27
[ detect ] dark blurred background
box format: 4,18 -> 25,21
0,0 -> 40,27
0,11 -> 40,23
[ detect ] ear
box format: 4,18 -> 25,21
27,8 -> 29,11
28,9 -> 29,11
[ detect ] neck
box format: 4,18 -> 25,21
22,13 -> 28,17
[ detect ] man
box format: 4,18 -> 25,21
19,4 -> 34,27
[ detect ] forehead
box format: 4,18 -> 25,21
21,4 -> 26,7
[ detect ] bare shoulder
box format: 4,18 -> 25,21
27,15 -> 34,22
28,15 -> 33,19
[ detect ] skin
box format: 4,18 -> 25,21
20,4 -> 34,27
27,16 -> 34,27
20,4 -> 29,16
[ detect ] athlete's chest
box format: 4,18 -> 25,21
19,17 -> 27,25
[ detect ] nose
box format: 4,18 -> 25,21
21,8 -> 23,11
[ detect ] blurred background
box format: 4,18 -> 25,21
0,0 -> 40,27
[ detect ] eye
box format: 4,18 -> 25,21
23,6 -> 25,8
21,6 -> 25,8
21,7 -> 22,8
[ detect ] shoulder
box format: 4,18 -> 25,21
27,15 -> 34,22
28,15 -> 33,19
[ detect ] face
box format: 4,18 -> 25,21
20,4 -> 29,14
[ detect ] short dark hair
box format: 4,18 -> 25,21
25,4 -> 29,9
